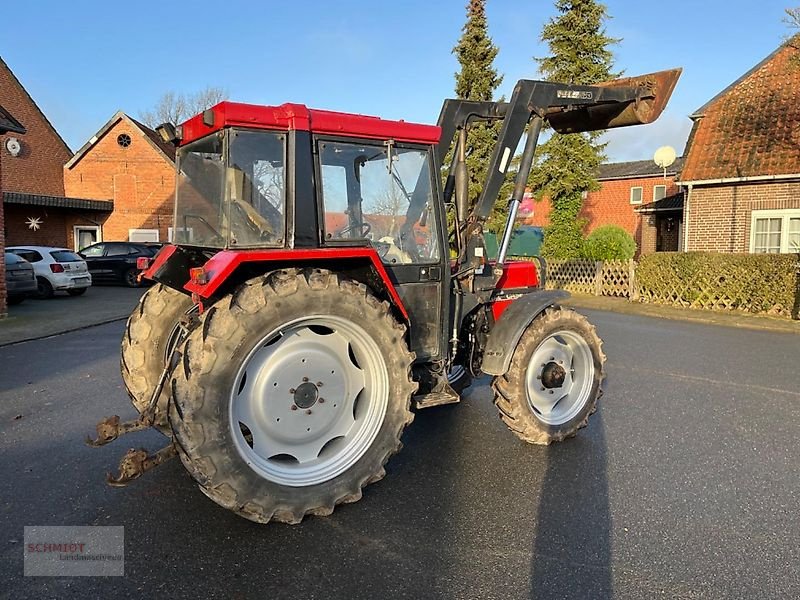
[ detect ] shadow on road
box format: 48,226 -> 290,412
529,410 -> 612,598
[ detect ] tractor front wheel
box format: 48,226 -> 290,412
492,306 -> 605,445
169,269 -> 416,524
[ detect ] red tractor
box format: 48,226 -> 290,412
89,69 -> 680,524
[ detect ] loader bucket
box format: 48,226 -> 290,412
547,68 -> 682,134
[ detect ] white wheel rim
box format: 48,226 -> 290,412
229,316 -> 389,487
525,330 -> 594,426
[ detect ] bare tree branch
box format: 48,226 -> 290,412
139,86 -> 228,128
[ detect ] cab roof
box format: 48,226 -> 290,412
180,102 -> 441,147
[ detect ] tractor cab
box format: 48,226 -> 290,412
164,102 -> 444,266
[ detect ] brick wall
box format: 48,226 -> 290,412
0,157 -> 5,317
4,205 -> 102,249
0,59 -> 71,197
686,180 -> 800,252
523,174 -> 681,254
64,116 -> 175,243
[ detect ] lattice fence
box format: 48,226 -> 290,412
539,258 -> 635,298
509,253 -> 799,319
544,259 -> 597,295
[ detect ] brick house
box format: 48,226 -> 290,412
680,37 -> 800,253
523,157 -> 684,255
0,103 -> 26,317
64,113 -> 176,245
0,57 -> 112,252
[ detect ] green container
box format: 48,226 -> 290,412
484,226 -> 544,259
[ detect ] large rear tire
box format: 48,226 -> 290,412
169,268 -> 417,524
492,306 -> 605,445
120,284 -> 194,431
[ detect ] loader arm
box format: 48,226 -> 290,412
435,68 -> 682,224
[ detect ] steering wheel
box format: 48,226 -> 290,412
398,228 -> 421,262
335,220 -> 372,238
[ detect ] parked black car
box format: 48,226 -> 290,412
79,242 -> 161,287
4,252 -> 37,304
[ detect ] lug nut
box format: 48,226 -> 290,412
319,398 -> 325,403
289,388 -> 296,394
291,405 -> 298,411
302,377 -> 309,382
549,390 -> 554,395
316,382 -> 323,387
306,409 -> 313,415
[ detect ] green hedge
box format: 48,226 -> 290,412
636,252 -> 799,316
583,225 -> 637,261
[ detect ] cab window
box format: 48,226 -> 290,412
318,140 -> 439,265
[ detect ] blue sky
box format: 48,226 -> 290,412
2,0 -> 792,162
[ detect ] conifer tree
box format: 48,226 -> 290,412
451,0 -> 507,232
530,0 -> 618,258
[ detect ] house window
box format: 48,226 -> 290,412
750,209 -> 800,253
630,187 -> 643,204
129,228 -> 159,243
653,185 -> 667,202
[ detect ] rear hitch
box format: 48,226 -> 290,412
85,415 -> 152,447
86,346 -> 179,447
106,444 -> 178,487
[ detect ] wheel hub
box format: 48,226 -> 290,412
293,382 -> 319,409
540,362 -> 566,389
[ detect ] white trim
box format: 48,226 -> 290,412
749,209 -> 800,254
167,226 -> 194,242
629,186 -> 643,205
128,228 -> 159,243
679,173 -> 800,187
73,225 -> 101,251
683,184 -> 692,251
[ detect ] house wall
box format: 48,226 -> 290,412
0,59 -> 70,197
686,180 -> 800,252
524,174 -> 681,254
4,205 -> 103,249
64,118 -> 175,243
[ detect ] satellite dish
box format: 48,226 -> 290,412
5,137 -> 21,157
653,145 -> 676,169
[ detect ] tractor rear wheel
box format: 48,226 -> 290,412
169,269 -> 416,524
120,284 -> 195,432
492,306 -> 605,445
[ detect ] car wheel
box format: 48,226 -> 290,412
124,268 -> 140,288
35,277 -> 54,299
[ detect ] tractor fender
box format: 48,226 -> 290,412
166,247 -> 409,321
481,290 -> 569,376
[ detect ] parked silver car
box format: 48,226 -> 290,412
4,252 -> 37,304
6,246 -> 92,298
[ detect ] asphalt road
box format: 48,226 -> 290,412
0,310 -> 798,599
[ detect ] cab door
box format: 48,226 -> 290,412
316,138 -> 448,362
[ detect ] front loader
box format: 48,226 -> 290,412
89,68 -> 681,523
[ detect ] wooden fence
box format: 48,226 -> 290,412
508,254 -> 799,319
524,258 -> 636,299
